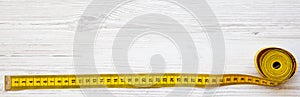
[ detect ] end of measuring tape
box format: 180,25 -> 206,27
5,76 -> 11,91
255,47 -> 297,83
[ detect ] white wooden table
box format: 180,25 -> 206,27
0,0 -> 300,97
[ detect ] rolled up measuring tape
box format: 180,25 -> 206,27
5,47 -> 297,91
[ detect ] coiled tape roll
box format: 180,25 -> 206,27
255,47 -> 297,83
5,47 -> 297,91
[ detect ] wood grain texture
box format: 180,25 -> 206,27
0,0 -> 300,97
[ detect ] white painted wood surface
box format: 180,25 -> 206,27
0,0 -> 300,97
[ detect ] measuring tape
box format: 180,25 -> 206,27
5,47 -> 297,91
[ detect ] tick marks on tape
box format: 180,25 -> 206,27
8,74 -> 276,85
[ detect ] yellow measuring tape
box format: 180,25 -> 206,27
5,47 -> 297,91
